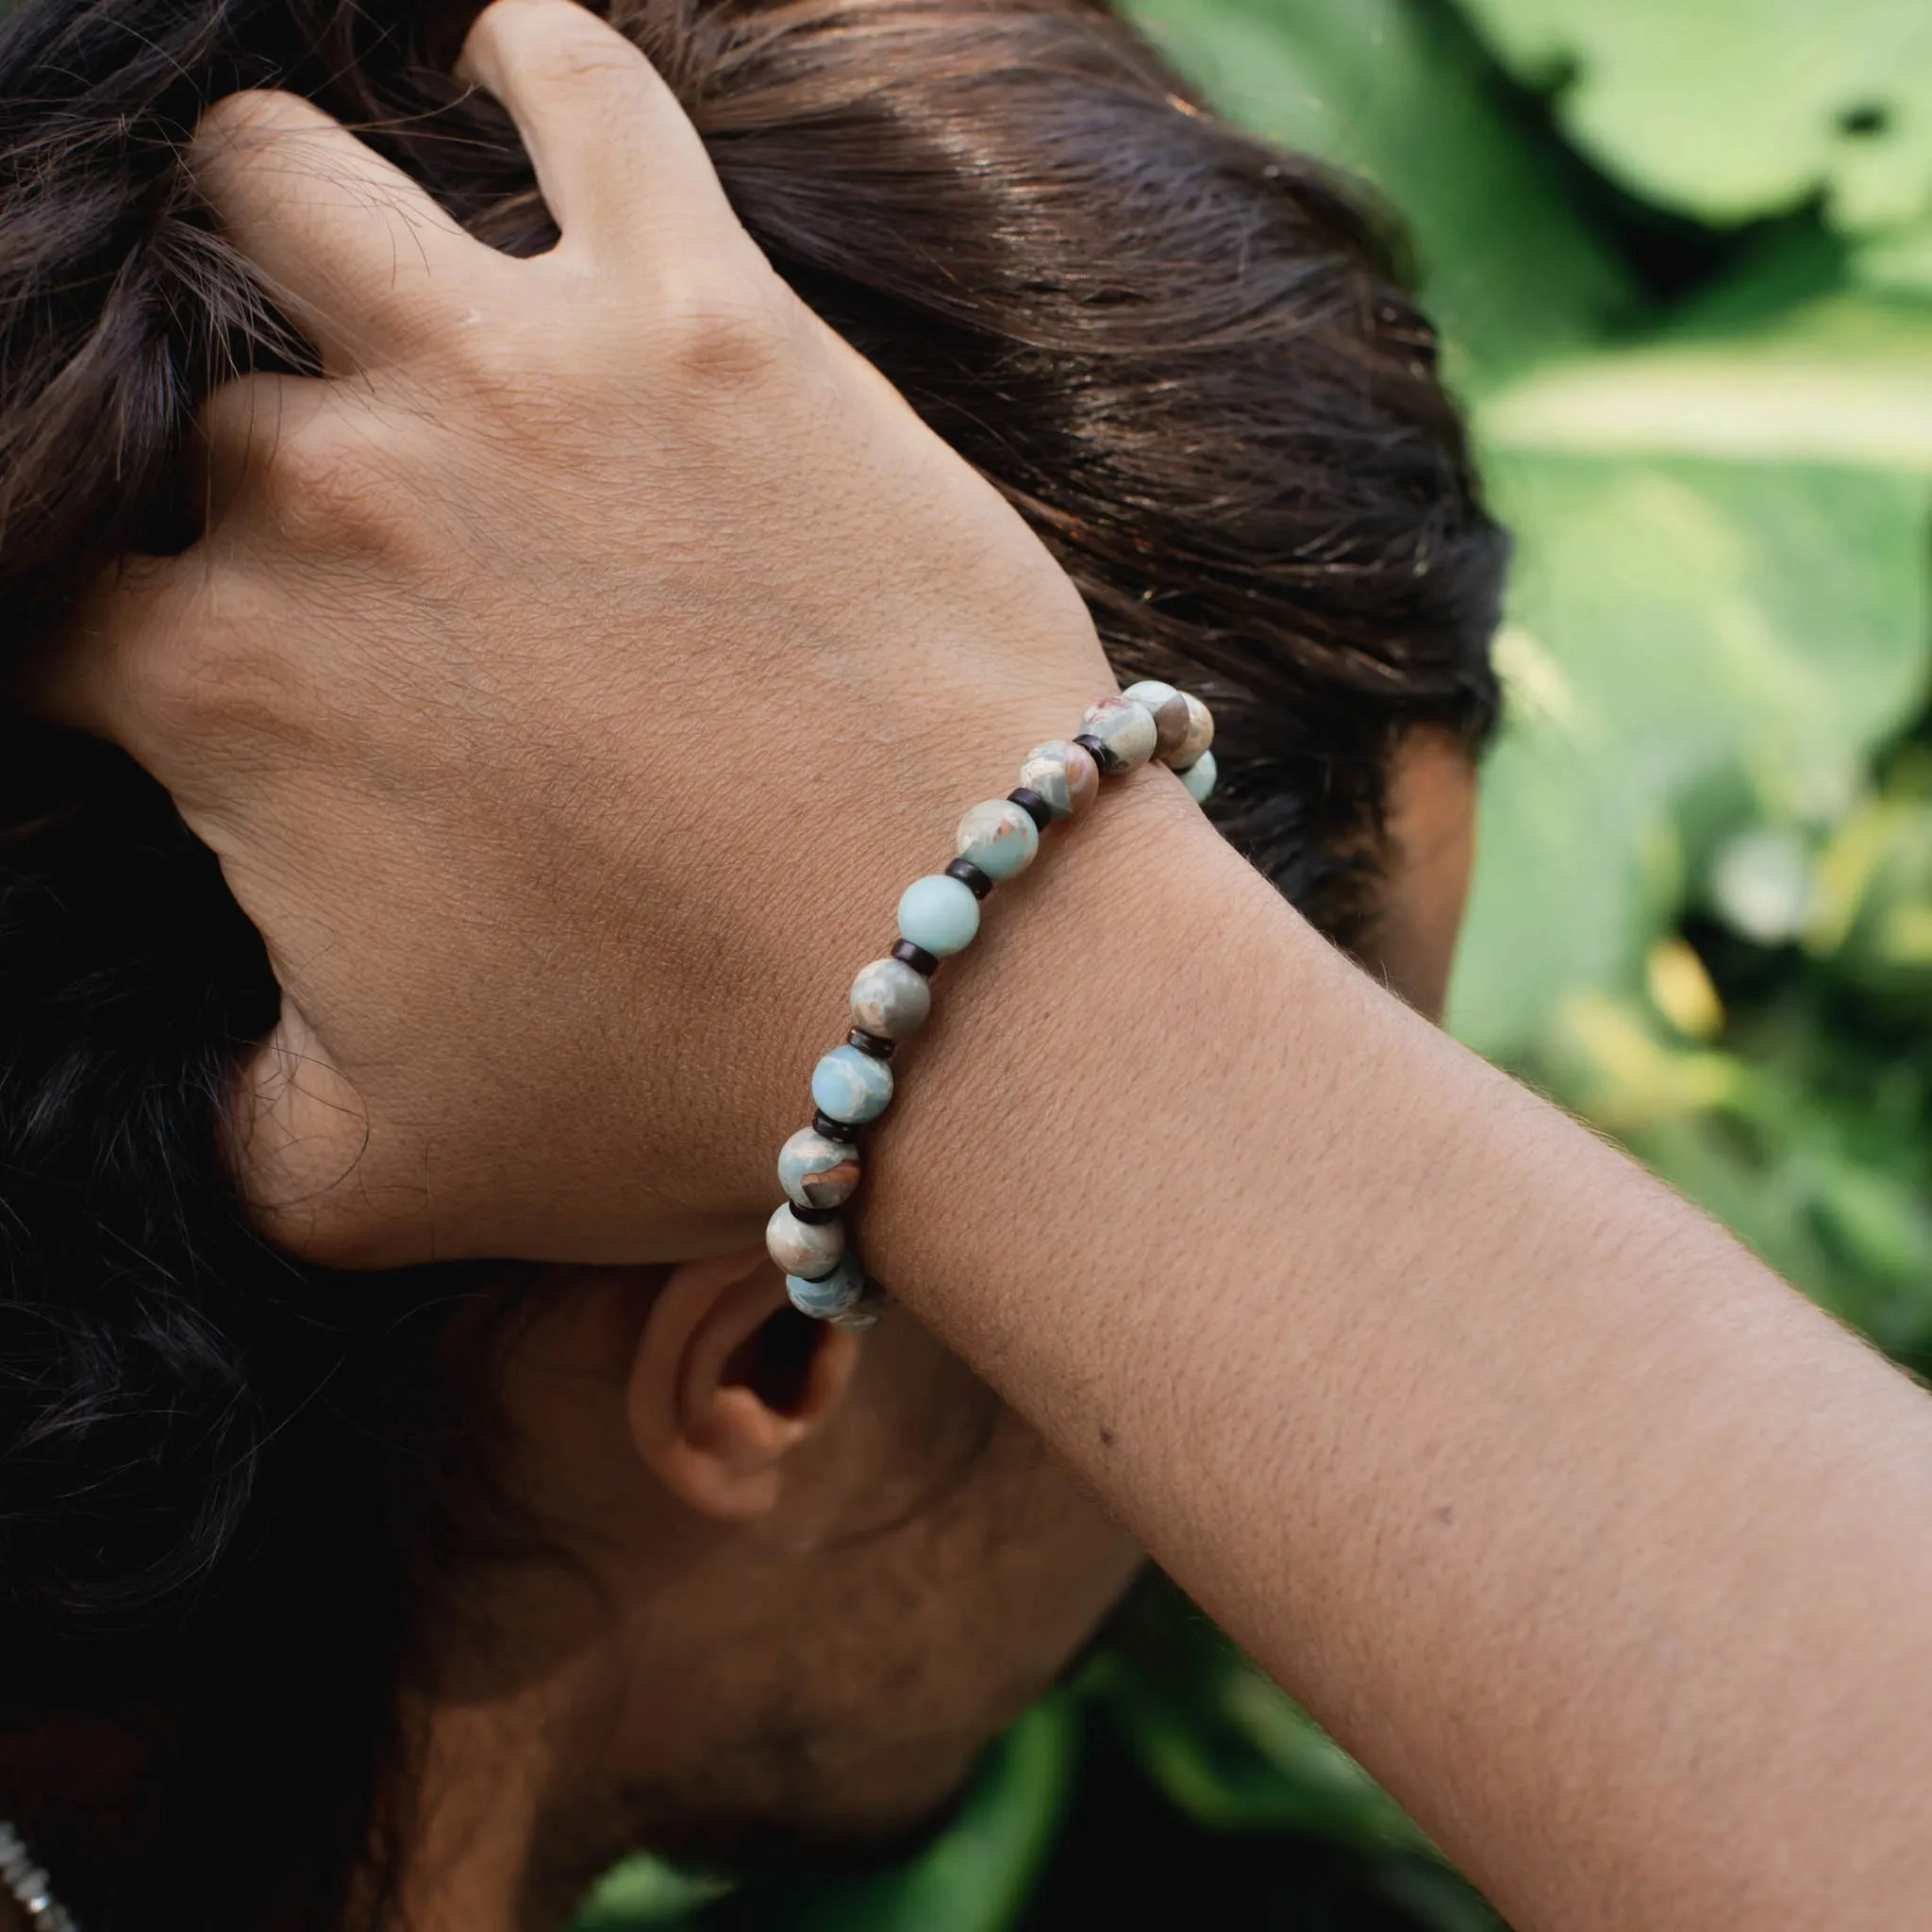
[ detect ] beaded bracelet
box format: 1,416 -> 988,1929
765,681 -> 1217,1325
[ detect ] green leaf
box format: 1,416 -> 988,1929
1479,293 -> 1932,470
1807,784 -> 1932,1005
1452,0 -> 1932,232
1856,220 -> 1932,299
574,1858 -> 731,1929
728,1700 -> 1076,1932
1121,0 -> 1633,385
1102,1587 -> 1432,1854
1448,454 -> 1932,1059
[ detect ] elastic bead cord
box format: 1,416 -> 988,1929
767,684 -> 1215,1323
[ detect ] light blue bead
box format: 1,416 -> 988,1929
897,873 -> 981,957
1179,748 -> 1218,804
956,798 -> 1040,880
811,1043 -> 894,1124
787,1253 -> 868,1319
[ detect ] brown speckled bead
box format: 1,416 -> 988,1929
1122,680 -> 1192,760
778,1126 -> 861,1209
1016,740 -> 1101,819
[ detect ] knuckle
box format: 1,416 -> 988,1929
134,593 -> 310,756
189,88 -> 316,180
254,411 -> 397,550
657,277 -> 796,394
192,87 -> 291,143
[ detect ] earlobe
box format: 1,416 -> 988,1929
627,1246 -> 861,1522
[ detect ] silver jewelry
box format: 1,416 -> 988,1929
0,1822 -> 77,1932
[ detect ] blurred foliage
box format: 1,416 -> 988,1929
577,1 -> 1932,1926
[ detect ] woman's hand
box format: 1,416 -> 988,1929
41,0 -> 1114,1268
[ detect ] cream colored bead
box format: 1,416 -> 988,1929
767,1202 -> 844,1280
956,798 -> 1040,879
1167,691 -> 1214,770
1079,695 -> 1158,773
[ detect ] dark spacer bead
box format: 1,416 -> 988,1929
790,1203 -> 840,1226
944,857 -> 994,900
1008,786 -> 1054,832
1073,731 -> 1113,774
891,939 -> 939,976
812,1108 -> 860,1143
846,1028 -> 895,1061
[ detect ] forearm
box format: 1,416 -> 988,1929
866,770 -> 1932,1930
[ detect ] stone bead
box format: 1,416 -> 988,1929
1179,746 -> 1219,804
849,957 -> 932,1040
955,798 -> 1040,880
897,873 -> 981,957
767,1202 -> 844,1280
777,1126 -> 861,1209
1168,691 -> 1214,770
787,1252 -> 869,1320
1122,679 -> 1192,761
811,1042 -> 894,1124
828,1292 -> 885,1331
1078,694 -> 1158,773
1016,740 -> 1100,820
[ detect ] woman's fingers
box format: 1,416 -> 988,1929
458,0 -> 741,269
191,90 -> 480,370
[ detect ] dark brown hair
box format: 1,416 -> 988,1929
0,0 -> 1505,1923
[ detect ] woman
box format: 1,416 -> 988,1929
0,0 -> 1507,1924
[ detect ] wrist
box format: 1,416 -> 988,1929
856,761 -> 1292,1318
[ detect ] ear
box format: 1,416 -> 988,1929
627,1246 -> 863,1523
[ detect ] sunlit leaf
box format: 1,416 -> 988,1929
1480,294 -> 1932,470
1453,0 -> 1932,232
1449,455 -> 1932,1059
574,1858 -> 730,1929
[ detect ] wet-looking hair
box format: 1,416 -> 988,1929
0,0 -> 1506,1923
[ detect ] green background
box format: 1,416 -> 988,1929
580,1 -> 1932,1924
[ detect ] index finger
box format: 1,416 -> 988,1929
457,0 -> 746,271
192,90 -> 484,373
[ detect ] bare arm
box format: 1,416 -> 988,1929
871,775 -> 1932,1929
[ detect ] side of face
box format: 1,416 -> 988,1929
402,732 -> 1479,1908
